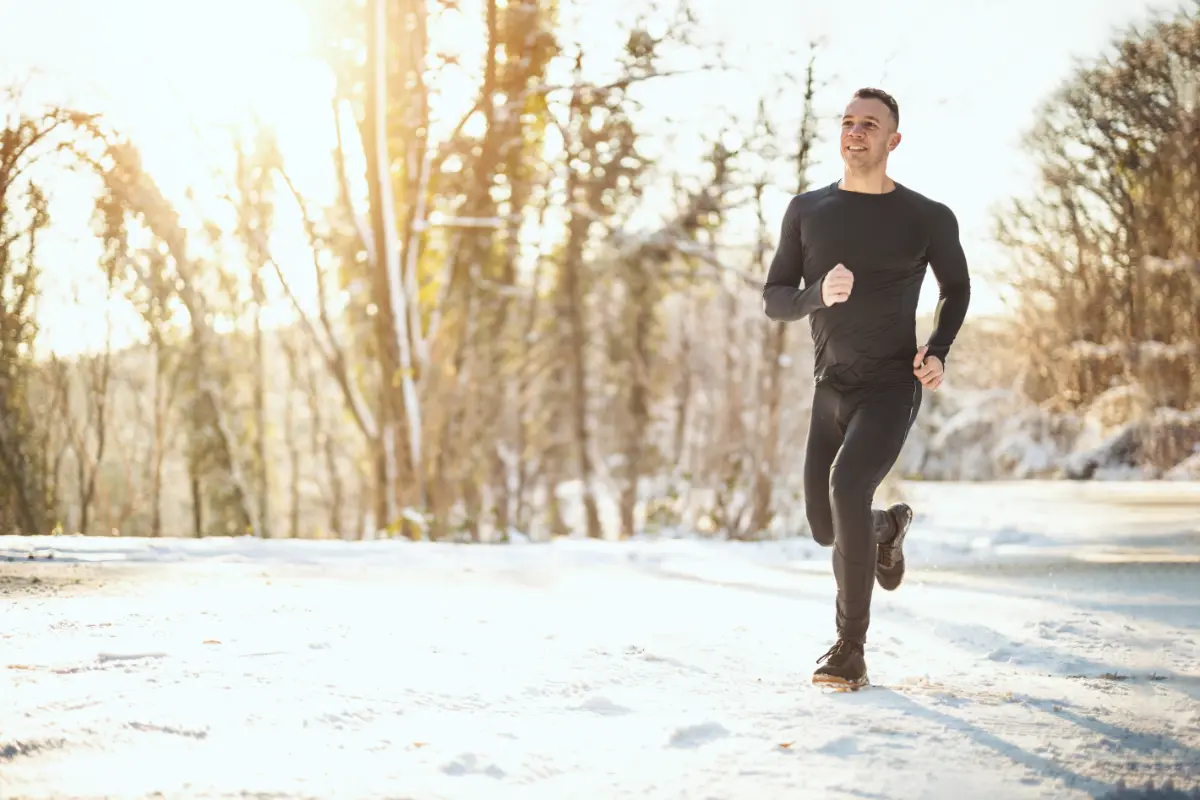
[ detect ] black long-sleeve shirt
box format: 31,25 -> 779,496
763,181 -> 971,389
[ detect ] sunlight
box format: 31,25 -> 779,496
4,0 -> 503,357
427,0 -> 487,142
4,0 -> 342,357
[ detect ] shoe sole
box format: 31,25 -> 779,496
876,506 -> 911,592
812,673 -> 870,691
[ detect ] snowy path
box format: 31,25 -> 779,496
3,486 -> 1199,799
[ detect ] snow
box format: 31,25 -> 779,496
1166,453 -> 1200,481
904,387 -> 1200,483
3,481 -> 1199,799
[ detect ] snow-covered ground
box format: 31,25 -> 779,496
3,482 -> 1199,800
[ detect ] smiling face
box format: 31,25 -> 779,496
840,95 -> 901,171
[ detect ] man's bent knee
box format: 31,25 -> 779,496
808,511 -> 835,547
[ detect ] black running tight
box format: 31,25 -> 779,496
804,380 -> 922,643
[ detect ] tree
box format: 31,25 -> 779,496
420,0 -> 558,540
691,52 -> 821,540
0,102 -> 93,534
749,53 -> 819,536
232,129 -> 279,539
90,138 -> 261,537
997,5 -> 1200,411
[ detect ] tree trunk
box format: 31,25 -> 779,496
252,278 -> 269,538
620,270 -> 654,540
673,307 -> 693,470
364,0 -> 422,524
749,320 -> 787,535
324,429 -> 344,539
189,465 -> 203,538
281,337 -> 302,539
562,211 -> 602,539
151,342 -> 166,538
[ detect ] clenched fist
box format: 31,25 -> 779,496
913,345 -> 944,390
821,263 -> 854,306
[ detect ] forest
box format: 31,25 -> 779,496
1,0 -> 1196,541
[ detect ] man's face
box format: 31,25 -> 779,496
840,97 -> 900,170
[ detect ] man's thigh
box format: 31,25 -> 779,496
804,384 -> 846,545
832,383 -> 922,483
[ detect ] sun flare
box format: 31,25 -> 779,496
3,0 -> 359,356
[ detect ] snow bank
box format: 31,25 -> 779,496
1064,407 -> 1200,480
1165,452 -> 1200,481
903,389 -> 1081,480
905,387 -> 1200,482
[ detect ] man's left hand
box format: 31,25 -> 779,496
913,346 -> 944,390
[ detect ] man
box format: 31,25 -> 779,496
762,87 -> 971,689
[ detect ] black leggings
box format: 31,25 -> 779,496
804,380 -> 922,643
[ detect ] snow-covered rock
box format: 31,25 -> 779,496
906,387 -> 1199,482
1064,406 -> 1200,480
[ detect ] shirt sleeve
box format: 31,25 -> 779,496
923,201 -> 971,364
763,195 -> 826,321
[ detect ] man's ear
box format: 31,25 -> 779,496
888,132 -> 902,152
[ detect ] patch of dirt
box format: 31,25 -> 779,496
0,563 -> 133,598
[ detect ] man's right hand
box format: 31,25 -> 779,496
821,263 -> 854,306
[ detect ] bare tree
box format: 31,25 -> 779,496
278,332 -> 304,539
556,45 -> 651,539
997,6 -> 1200,411
231,129 -> 280,538
87,138 -> 261,537
0,102 -> 92,534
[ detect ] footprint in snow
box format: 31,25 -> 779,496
668,722 -> 730,749
125,722 -> 208,740
574,696 -> 632,716
0,738 -> 66,762
816,735 -> 862,756
97,652 -> 168,664
441,753 -> 506,779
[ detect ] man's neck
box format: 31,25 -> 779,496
839,169 -> 895,195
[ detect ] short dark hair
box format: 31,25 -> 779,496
853,87 -> 899,128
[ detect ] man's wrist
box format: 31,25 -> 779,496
923,346 -> 949,365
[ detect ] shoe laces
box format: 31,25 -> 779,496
816,639 -> 862,665
878,536 -> 900,568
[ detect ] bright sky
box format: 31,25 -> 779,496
0,0 -> 1185,357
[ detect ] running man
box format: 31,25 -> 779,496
762,87 -> 971,689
